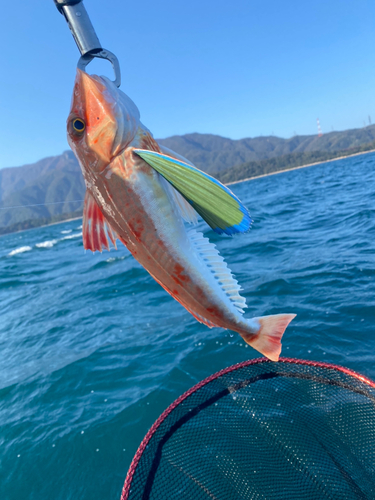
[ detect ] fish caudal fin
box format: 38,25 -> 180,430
239,314 -> 296,361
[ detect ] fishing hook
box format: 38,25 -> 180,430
54,0 -> 121,87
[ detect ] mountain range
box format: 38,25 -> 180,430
1,125 -> 375,234
158,125 -> 375,174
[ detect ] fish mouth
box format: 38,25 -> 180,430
68,69 -> 120,167
68,69 -> 141,169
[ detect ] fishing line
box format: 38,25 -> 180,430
0,200 -> 85,210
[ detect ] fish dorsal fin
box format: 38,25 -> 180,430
188,229 -> 247,314
133,149 -> 252,235
83,190 -> 118,252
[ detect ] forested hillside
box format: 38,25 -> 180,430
1,126 -> 375,234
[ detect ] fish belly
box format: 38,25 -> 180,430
96,150 -> 243,329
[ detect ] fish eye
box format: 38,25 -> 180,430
72,118 -> 86,134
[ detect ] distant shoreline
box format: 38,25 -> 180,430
46,216 -> 82,228
23,215 -> 83,233
226,148 -> 375,186
0,216 -> 83,238
2,147 -> 375,236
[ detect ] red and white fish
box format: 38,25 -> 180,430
67,69 -> 295,361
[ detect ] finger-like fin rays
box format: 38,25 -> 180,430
82,191 -> 118,252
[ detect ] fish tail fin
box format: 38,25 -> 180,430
239,314 -> 296,361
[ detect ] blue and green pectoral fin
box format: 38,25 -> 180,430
133,149 -> 252,235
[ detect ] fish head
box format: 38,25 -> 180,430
67,69 -> 141,173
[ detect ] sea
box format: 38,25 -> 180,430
0,153 -> 374,500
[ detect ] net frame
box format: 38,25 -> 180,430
121,357 -> 375,500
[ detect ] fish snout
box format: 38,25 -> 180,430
67,69 -> 141,170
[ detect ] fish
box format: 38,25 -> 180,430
67,69 -> 296,361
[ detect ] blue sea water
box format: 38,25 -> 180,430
0,153 -> 374,500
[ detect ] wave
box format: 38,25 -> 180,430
35,239 -> 58,248
7,232 -> 83,256
61,230 -> 72,234
1,153 -> 374,500
62,232 -> 82,240
8,246 -> 32,256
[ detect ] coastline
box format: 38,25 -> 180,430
226,148 -> 375,186
2,147 -> 375,236
45,216 -> 82,228
0,215 -> 83,237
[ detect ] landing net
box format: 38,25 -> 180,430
121,358 -> 375,500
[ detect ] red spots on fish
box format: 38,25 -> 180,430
206,306 -> 223,319
128,218 -> 145,241
154,238 -> 168,255
172,263 -> 191,286
140,132 -> 161,152
174,263 -> 189,282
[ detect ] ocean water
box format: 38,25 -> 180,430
0,153 -> 374,500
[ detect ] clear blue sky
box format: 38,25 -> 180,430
1,0 -> 375,168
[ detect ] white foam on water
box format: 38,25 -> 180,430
106,255 -> 126,263
35,240 -> 58,249
8,246 -> 32,256
62,232 -> 82,240
76,225 -> 82,230
61,230 -> 72,234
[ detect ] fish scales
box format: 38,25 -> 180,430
103,152 -> 238,324
67,69 -> 296,360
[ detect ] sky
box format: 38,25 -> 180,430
1,0 -> 375,169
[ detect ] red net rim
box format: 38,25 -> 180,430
121,357 -> 375,500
